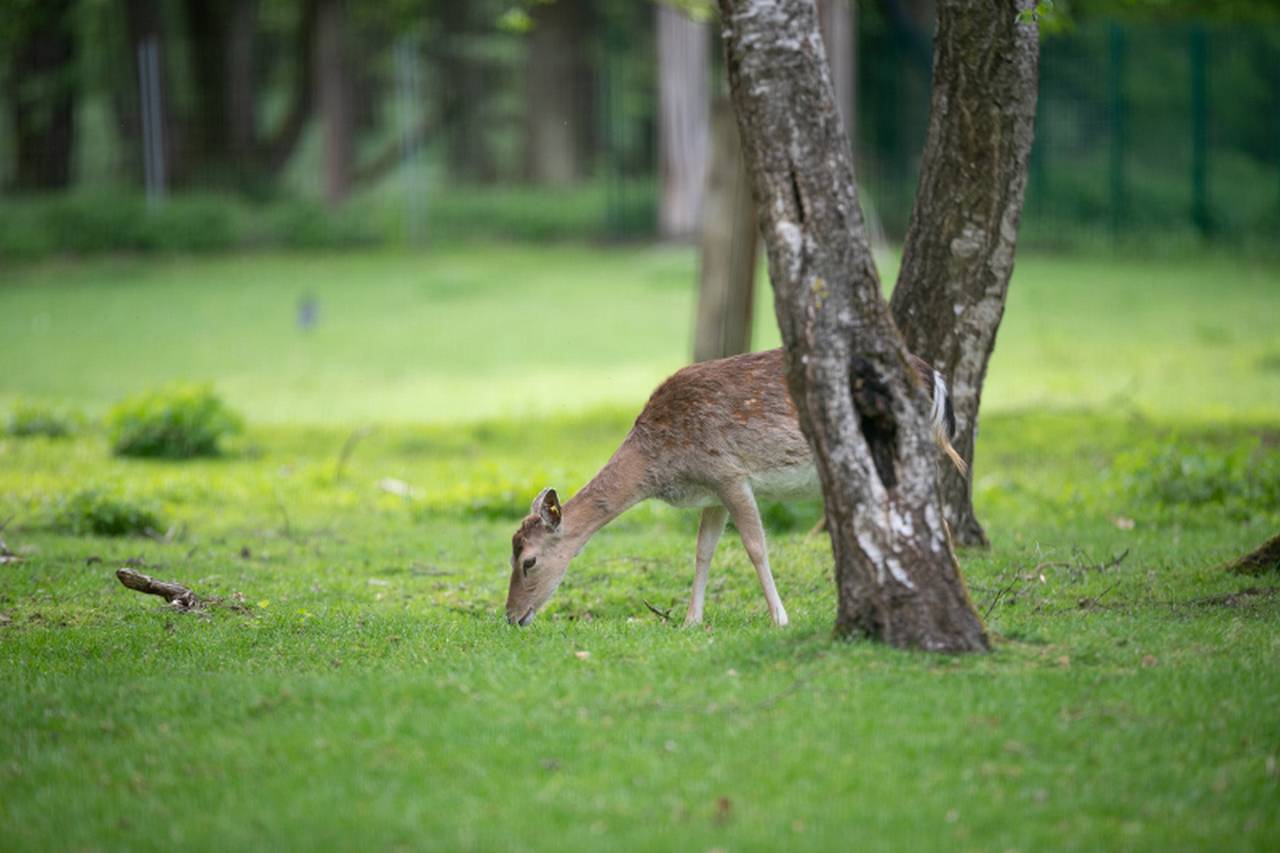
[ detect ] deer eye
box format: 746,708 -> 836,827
522,557 -> 537,575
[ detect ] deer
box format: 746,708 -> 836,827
505,347 -> 965,629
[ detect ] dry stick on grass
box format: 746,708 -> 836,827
334,426 -> 374,482
643,600 -> 674,623
116,568 -> 201,610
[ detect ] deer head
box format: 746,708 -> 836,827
505,488 -> 572,626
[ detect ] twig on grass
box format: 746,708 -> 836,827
1077,579 -> 1122,610
334,426 -> 374,482
271,485 -> 294,540
1099,548 -> 1131,572
982,575 -> 1023,621
116,568 -> 201,610
643,600 -> 673,623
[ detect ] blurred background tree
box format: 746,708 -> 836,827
0,0 -> 1277,252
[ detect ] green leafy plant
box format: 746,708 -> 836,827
106,384 -> 243,459
6,402 -> 77,438
51,489 -> 164,537
1115,439 -> 1280,522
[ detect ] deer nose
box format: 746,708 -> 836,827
508,607 -> 534,627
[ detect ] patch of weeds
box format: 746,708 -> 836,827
760,500 -> 821,534
1114,439 -> 1280,523
106,384 -> 242,459
6,401 -> 79,438
51,489 -> 164,537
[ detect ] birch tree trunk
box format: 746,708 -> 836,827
718,0 -> 988,651
656,3 -> 711,240
889,0 -> 1039,547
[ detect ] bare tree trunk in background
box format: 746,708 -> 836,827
889,0 -> 1039,547
316,0 -> 352,206
523,0 -> 592,186
693,98 -> 758,362
817,0 -> 856,148
718,0 -> 988,652
183,0 -> 232,174
656,3 -> 710,240
227,0 -> 258,160
5,0 -> 77,190
124,0 -> 182,185
437,2 -> 496,183
261,0 -> 317,173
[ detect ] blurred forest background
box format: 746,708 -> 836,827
2,0 -> 1278,256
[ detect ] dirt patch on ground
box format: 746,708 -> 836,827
1188,586 -> 1278,608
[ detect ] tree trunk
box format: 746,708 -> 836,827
183,0 -> 233,175
124,0 -> 182,186
227,0 -> 259,160
693,98 -> 758,362
437,3 -> 496,183
889,0 -> 1039,547
817,0 -> 856,147
261,0 -> 317,173
523,0 -> 592,186
5,0 -> 77,191
718,0 -> 988,652
656,3 -> 711,240
316,0 -> 352,206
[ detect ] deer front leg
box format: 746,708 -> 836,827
685,505 -> 728,627
719,481 -> 789,627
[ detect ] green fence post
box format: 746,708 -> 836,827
1190,25 -> 1211,237
1108,23 -> 1128,236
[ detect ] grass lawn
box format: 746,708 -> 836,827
1,246 -> 1278,850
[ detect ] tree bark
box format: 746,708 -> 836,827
889,0 -> 1039,547
693,98 -> 758,362
316,0 -> 352,206
718,0 -> 988,651
5,0 -> 77,191
656,3 -> 711,240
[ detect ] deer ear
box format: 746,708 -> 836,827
533,488 -> 562,531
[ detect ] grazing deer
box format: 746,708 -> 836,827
505,347 -> 964,628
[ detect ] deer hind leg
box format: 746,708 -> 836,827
719,481 -> 789,627
684,505 -> 728,628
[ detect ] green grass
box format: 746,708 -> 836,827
2,247 -> 1278,423
1,246 -> 1278,850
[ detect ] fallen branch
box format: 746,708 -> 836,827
1099,548 -> 1130,572
643,600 -> 673,623
115,568 -> 201,610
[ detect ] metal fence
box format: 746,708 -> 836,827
2,8 -> 1277,249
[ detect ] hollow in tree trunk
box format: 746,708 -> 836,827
889,0 -> 1040,547
718,0 -> 989,652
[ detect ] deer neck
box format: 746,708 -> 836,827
560,437 -> 651,554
